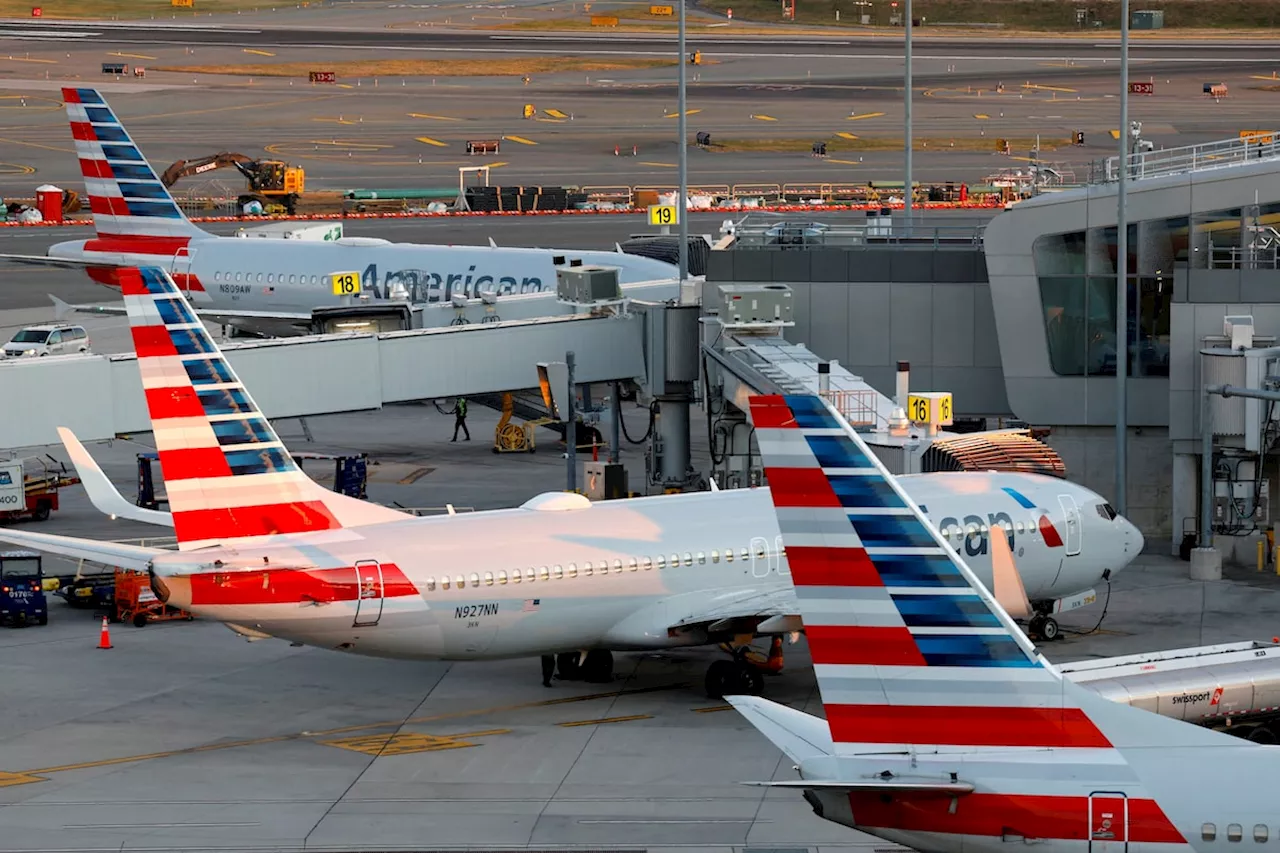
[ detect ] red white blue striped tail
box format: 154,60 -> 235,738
747,394 -> 1112,753
63,87 -> 204,249
122,266 -> 403,550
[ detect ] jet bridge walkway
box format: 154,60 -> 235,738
0,311 -> 647,450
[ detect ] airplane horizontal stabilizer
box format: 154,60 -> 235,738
726,695 -> 833,763
0,528 -> 165,573
57,427 -> 174,527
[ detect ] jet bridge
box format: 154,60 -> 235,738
700,282 -> 1064,487
0,311 -> 648,450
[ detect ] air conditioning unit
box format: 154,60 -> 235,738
1214,479 -> 1270,525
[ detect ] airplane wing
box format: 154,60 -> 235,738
0,252 -> 99,269
0,528 -> 164,573
57,427 -> 174,527
49,294 -> 314,336
667,585 -> 801,635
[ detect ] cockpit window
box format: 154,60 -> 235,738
1096,502 -> 1118,521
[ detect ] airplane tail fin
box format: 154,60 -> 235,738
745,394 -> 1234,754
62,87 -> 206,247
121,266 -> 406,550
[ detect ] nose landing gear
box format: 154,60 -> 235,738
1028,612 -> 1060,642
551,649 -> 615,684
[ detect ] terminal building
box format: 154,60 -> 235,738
709,133 -> 1280,556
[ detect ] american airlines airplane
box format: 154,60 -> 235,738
0,267 -> 1141,697
20,87 -> 677,333
731,393 -> 1275,850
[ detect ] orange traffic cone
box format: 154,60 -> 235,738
97,615 -> 113,650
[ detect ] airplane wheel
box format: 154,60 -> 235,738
1249,726 -> 1277,744
581,650 -> 614,683
705,659 -> 736,699
1039,616 -> 1060,641
556,651 -> 583,681
739,665 -> 764,696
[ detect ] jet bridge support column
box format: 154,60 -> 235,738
640,302 -> 701,494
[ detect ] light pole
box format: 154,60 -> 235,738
1115,0 -> 1130,515
903,0 -> 912,231
677,0 -> 689,284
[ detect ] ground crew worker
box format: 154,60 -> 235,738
452,397 -> 471,442
541,654 -> 556,687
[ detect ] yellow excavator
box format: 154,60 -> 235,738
160,152 -> 305,213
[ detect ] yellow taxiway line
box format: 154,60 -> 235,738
415,136 -> 448,147
503,134 -> 538,145
847,112 -> 884,121
558,714 -> 653,728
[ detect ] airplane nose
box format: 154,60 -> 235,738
1122,516 -> 1144,559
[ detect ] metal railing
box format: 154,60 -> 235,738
1209,245 -> 1280,270
1090,134 -> 1280,185
728,211 -> 988,249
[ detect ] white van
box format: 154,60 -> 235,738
3,324 -> 91,358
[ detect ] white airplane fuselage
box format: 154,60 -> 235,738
151,475 -> 1139,661
47,235 -> 679,310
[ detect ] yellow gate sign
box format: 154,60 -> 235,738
590,14 -> 619,25
331,271 -> 361,296
1241,130 -> 1275,144
650,4 -> 674,14
171,0 -> 194,6
648,204 -> 679,226
907,392 -> 953,427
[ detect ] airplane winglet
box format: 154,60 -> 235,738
50,294 -> 73,322
489,237 -> 498,248
56,427 -> 174,527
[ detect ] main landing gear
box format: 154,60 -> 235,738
705,637 -> 785,699
1028,609 -> 1060,642
551,649 -> 614,684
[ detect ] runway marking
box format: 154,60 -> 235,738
835,132 -> 859,141
408,112 -> 462,121
544,108 -> 569,118
825,158 -> 862,165
974,113 -> 990,119
322,729 -> 510,755
2,682 -> 690,785
691,705 -> 734,714
503,134 -> 538,145
751,114 -> 778,121
663,108 -> 701,118
534,117 -> 566,123
2,55 -> 57,64
0,771 -> 45,787
1251,73 -> 1280,81
243,48 -> 276,56
0,136 -> 72,154
483,161 -> 509,168
0,95 -> 61,111
312,117 -> 356,125
1109,129 -> 1121,139
336,83 -> 356,89
108,51 -> 156,60
847,112 -> 884,120
558,714 -> 653,727
397,467 -> 436,484
1022,82 -> 1077,93
0,162 -> 36,176
415,136 -> 448,147
639,161 -> 677,167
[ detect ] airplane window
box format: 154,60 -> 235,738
235,272 -> 243,282
1203,825 -> 1217,842
741,549 -> 750,561
582,561 -> 593,576
696,552 -> 705,564
525,568 -> 536,582
539,566 -> 549,581
1229,825 -> 1244,842
1016,522 -> 1025,533
966,524 -> 978,535
1254,826 -> 1268,843
456,575 -> 466,588
256,273 -> 264,283
468,573 -> 479,588
213,272 -> 221,282
628,558 -> 638,572
552,565 -> 563,579
441,577 -> 450,590
656,555 -> 665,569
267,274 -> 274,284
684,552 -> 694,566
289,274 -> 296,284
670,554 -> 680,568
979,525 -> 989,537
425,578 -> 436,591
567,563 -> 577,578
497,571 -> 507,585
725,549 -> 733,562
642,557 -> 652,570
754,546 -> 765,559
483,572 -> 493,586
710,550 -> 719,563
612,559 -> 623,573
1097,502 -> 1118,521
511,570 -> 521,584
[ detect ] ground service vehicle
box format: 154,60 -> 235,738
160,152 -> 305,214
3,324 -> 89,358
0,550 -> 47,626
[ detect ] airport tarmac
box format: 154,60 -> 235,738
0,13 -> 1276,197
3,402 -> 1280,852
